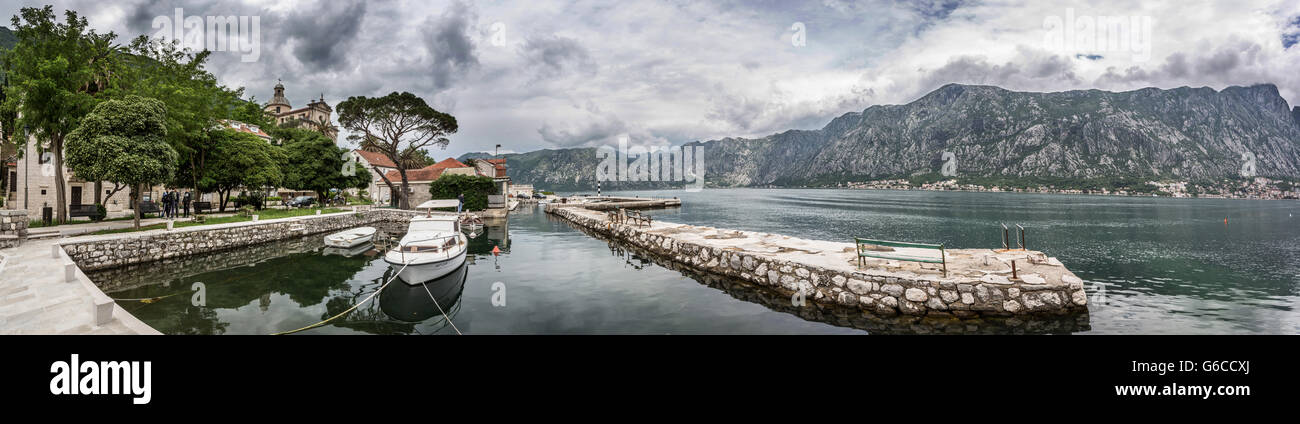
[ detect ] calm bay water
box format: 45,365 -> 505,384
620,189 -> 1300,334
97,189 -> 1300,334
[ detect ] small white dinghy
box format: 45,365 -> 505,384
460,213 -> 484,233
324,227 -> 377,248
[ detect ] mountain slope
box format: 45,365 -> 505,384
467,83 -> 1300,191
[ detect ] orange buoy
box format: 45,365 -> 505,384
492,245 -> 501,256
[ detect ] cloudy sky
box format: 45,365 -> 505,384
6,0 -> 1300,158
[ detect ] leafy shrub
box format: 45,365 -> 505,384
238,205 -> 256,217
428,174 -> 497,211
91,204 -> 107,222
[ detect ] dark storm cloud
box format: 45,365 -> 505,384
282,1 -> 367,70
125,0 -> 165,33
914,51 -> 1082,95
537,114 -> 627,147
518,34 -> 595,80
1094,40 -> 1268,87
422,0 -> 479,92
1285,16 -> 1300,48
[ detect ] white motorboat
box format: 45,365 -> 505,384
324,227 -> 376,248
386,201 -> 468,285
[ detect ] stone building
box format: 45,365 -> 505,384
4,134 -> 148,219
263,81 -> 337,141
382,158 -> 476,206
473,158 -> 511,197
351,150 -> 399,204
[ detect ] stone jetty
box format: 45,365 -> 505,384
546,199 -> 1089,319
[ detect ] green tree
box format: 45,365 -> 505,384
279,127 -> 347,204
2,6 -> 118,223
336,92 -> 458,209
205,129 -> 283,211
64,95 -> 176,229
428,174 -> 496,211
114,36 -> 247,197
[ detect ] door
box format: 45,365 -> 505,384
70,186 -> 83,207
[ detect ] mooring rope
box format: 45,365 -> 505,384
270,261 -> 410,335
111,292 -> 185,303
419,276 -> 463,335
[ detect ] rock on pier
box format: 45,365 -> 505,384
547,200 -> 1089,319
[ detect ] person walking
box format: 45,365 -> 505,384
182,191 -> 191,218
162,191 -> 173,219
457,193 -> 465,213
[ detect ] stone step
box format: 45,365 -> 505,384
26,232 -> 61,241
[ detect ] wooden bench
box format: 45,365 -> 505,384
192,201 -> 213,214
627,210 -> 652,228
137,201 -> 160,215
68,204 -> 102,219
854,238 -> 947,277
606,209 -> 626,225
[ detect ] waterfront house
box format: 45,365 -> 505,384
382,158 -> 476,206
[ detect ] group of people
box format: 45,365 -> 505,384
159,190 -> 191,219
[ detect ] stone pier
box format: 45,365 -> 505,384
546,202 -> 1089,319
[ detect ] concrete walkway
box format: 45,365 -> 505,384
0,237 -> 158,334
28,214 -> 235,238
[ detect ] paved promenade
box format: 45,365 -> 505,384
0,237 -> 158,334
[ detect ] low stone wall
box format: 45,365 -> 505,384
0,210 -> 29,249
548,205 -> 1088,319
61,208 -> 422,272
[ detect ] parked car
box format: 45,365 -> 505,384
287,196 -> 316,208
533,193 -> 546,199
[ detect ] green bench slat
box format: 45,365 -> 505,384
858,252 -> 944,263
854,237 -> 947,277
854,238 -> 943,250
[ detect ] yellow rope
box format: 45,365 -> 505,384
112,292 -> 184,304
270,262 -> 409,335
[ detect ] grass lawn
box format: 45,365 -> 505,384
29,214 -> 160,228
89,208 -> 347,235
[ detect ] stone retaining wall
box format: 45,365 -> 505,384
61,209 -> 422,272
548,205 -> 1088,318
0,210 -> 29,249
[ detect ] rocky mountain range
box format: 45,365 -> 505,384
461,83 -> 1300,191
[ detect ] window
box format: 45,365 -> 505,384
41,189 -> 46,195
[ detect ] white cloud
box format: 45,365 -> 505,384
8,0 -> 1300,158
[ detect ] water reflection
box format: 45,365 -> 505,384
379,263 -> 468,323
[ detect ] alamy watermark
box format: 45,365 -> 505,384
1043,8 -> 1152,62
152,8 -> 261,62
595,136 -> 705,192
490,22 -> 507,47
1240,151 -> 1256,178
791,22 -> 807,47
940,151 -> 958,177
